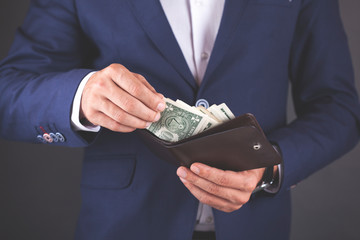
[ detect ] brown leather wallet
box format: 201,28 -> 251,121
137,113 -> 282,171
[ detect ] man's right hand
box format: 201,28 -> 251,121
80,64 -> 166,132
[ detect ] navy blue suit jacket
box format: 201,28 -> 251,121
1,0 -> 359,239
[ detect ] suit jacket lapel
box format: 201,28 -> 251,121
200,0 -> 250,90
127,0 -> 197,89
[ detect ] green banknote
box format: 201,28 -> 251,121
147,99 -> 207,142
147,98 -> 234,142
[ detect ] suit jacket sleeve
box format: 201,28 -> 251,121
0,0 -> 97,147
267,0 -> 360,192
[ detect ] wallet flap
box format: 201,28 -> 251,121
137,113 -> 282,171
170,126 -> 281,171
170,113 -> 264,146
138,128 -> 180,166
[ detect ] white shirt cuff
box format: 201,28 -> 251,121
70,71 -> 101,132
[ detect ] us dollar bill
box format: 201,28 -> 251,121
208,103 -> 235,121
146,98 -> 235,142
146,98 -> 209,142
196,106 -> 221,122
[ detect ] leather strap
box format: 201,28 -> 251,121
254,165 -> 274,193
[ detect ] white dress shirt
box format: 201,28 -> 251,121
71,0 -> 281,233
159,0 -> 225,85
159,0 -> 225,231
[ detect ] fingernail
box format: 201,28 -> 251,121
190,165 -> 200,175
177,168 -> 187,178
154,112 -> 161,122
145,122 -> 151,128
179,177 -> 187,183
157,102 -> 165,111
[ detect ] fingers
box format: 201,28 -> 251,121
81,64 -> 166,132
90,111 -> 136,133
105,64 -> 165,112
96,98 -> 154,129
189,163 -> 261,191
132,72 -> 157,93
177,167 -> 250,205
179,178 -> 243,213
176,164 -> 266,213
105,80 -> 162,122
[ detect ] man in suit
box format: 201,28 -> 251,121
0,0 -> 359,239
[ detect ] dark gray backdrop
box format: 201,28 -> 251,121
0,0 -> 359,239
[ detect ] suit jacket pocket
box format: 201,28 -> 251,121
81,154 -> 136,189
250,0 -> 294,7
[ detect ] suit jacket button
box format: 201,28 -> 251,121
49,133 -> 58,142
195,99 -> 209,109
37,135 -> 47,143
56,132 -> 66,142
43,133 -> 53,143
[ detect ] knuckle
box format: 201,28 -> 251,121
106,64 -> 126,77
140,109 -> 157,122
104,64 -> 116,75
122,98 -> 136,112
91,78 -> 106,91
129,82 -> 143,96
124,127 -> 136,133
148,111 -> 158,122
206,184 -> 219,195
188,177 -> 197,186
243,195 -> 251,204
243,178 -> 257,192
217,175 -> 229,186
250,182 -> 258,191
224,204 -> 241,213
107,121 -> 117,131
108,121 -> 121,132
233,194 -> 247,205
198,195 -> 208,205
117,65 -> 127,77
88,112 -> 99,124
228,207 -> 237,213
97,99 -> 107,111
201,168 -> 212,179
237,204 -> 243,210
134,73 -> 145,80
222,206 -> 234,213
109,63 -> 121,70
113,110 -> 125,122
229,194 -> 243,204
233,204 -> 243,211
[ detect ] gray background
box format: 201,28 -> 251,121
0,0 -> 359,239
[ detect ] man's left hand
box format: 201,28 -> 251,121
176,163 -> 265,213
